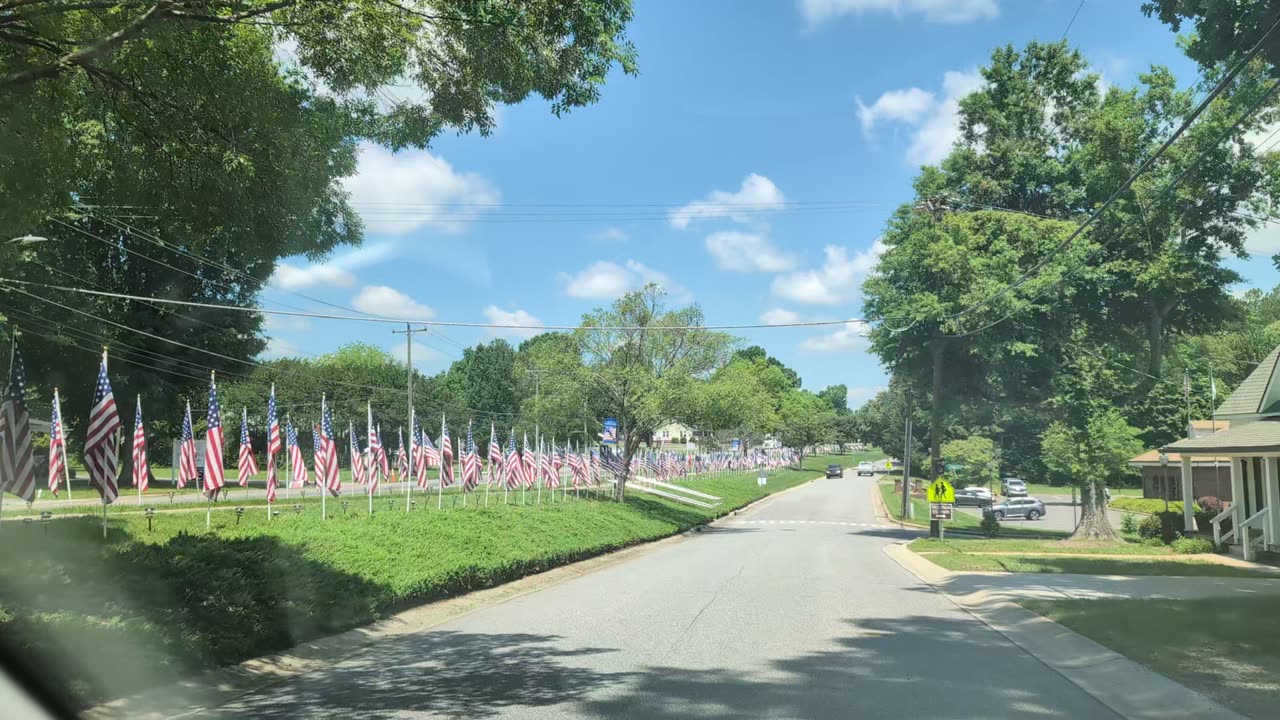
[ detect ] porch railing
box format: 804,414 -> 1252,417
1212,504 -> 1237,547
1238,507 -> 1271,562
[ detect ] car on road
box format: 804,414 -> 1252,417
954,486 -> 993,507
986,497 -> 1046,521
1001,477 -> 1028,497
826,464 -> 843,478
856,461 -> 875,477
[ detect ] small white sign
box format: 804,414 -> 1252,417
757,475 -> 767,486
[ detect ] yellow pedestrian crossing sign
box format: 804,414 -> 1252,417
927,477 -> 955,504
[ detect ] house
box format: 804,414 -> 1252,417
1163,345 -> 1280,559
1128,421 -> 1232,502
653,422 -> 694,446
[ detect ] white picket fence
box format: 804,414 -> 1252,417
630,475 -> 722,509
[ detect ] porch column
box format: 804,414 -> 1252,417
1266,458 -> 1279,545
1231,457 -> 1246,519
1181,455 -> 1195,532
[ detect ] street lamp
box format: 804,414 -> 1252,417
1159,453 -> 1171,513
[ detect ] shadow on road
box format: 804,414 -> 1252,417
216,631 -> 632,718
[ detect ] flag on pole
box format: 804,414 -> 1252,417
421,428 -> 440,468
85,351 -> 122,504
396,427 -> 409,481
203,373 -> 225,496
522,432 -> 536,488
412,415 -> 429,488
462,422 -> 480,491
266,387 -> 282,502
439,417 -> 455,487
132,399 -> 149,491
238,407 -> 258,487
312,423 -> 325,486
370,417 -> 389,479
349,422 -> 367,485
0,345 -> 36,502
319,401 -> 340,496
287,419 -> 307,488
504,429 -> 522,490
177,402 -> 198,489
487,422 -> 501,482
47,388 -> 66,496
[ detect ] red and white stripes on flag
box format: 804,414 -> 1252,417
412,415 -> 430,489
84,350 -> 122,504
439,417 -> 454,487
266,386 -> 282,503
238,407 -> 258,487
132,398 -> 149,492
487,422 -> 501,484
319,398 -> 341,496
462,421 -> 480,491
287,419 -> 307,488
396,427 -> 409,482
521,433 -> 536,489
0,344 -> 36,502
47,388 -> 66,495
177,402 -> 198,489
203,372 -> 225,496
504,430 -> 521,490
349,421 -> 367,485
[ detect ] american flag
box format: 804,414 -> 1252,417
396,427 -> 408,482
421,428 -> 440,467
311,423 -> 324,487
412,415 -> 429,488
203,373 -> 225,496
266,387 -> 282,502
570,446 -> 588,488
543,444 -> 559,489
177,402 -> 198,489
238,407 -> 258,487
287,419 -> 308,488
439,417 -> 455,487
47,388 -> 66,495
0,345 -> 36,502
349,422 -> 367,485
591,447 -> 601,486
365,426 -> 379,497
487,422 -> 501,483
504,430 -> 521,490
319,401 -> 340,496
131,399 -> 149,491
461,422 -> 480,491
370,415 -> 389,480
84,351 -> 122,504
521,433 -> 536,488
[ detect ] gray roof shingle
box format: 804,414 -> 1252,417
1163,419 -> 1280,454
1216,344 -> 1280,417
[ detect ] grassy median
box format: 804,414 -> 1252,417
0,463 -> 821,709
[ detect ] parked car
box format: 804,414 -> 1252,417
986,497 -> 1046,521
954,487 -> 993,507
1001,477 -> 1028,497
856,461 -> 875,477
826,464 -> 843,478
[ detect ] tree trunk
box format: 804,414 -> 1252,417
1147,301 -> 1164,379
1070,479 -> 1118,541
929,338 -> 946,481
616,418 -> 632,502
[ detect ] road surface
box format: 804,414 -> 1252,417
214,474 -> 1119,718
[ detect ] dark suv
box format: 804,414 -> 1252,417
825,464 -> 843,478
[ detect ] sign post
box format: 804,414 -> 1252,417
926,477 -> 955,539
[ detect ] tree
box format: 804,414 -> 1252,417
732,346 -> 802,389
940,436 -> 998,490
1041,409 -> 1144,541
777,390 -> 835,467
576,285 -> 733,499
685,358 -> 780,448
1142,1 -> 1280,76
817,384 -> 849,413
514,332 -> 590,444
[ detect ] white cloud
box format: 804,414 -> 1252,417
342,143 -> 499,235
482,305 -> 544,340
760,308 -> 802,325
705,231 -> 798,272
668,174 -> 784,230
1245,222 -> 1280,255
269,262 -> 357,291
800,0 -> 999,27
859,69 -> 983,166
351,285 -> 436,320
771,240 -> 884,305
391,341 -> 445,372
590,227 -> 628,242
857,87 -> 935,138
800,320 -> 870,351
263,314 -> 311,333
262,337 -> 301,359
560,259 -> 692,302
847,385 -> 885,407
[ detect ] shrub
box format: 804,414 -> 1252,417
1110,497 -> 1192,514
1138,514 -> 1163,541
1142,537 -> 1168,548
1196,496 -> 1225,516
1171,536 -> 1216,554
980,512 -> 1001,538
1138,511 -> 1183,544
1120,513 -> 1138,534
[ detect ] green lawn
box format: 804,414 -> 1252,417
1015,482 -> 1141,498
878,482 -> 1069,539
0,464 -> 821,710
922,553 -> 1268,577
910,537 -> 1175,556
1020,597 -> 1280,719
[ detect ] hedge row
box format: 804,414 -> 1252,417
1110,497 -> 1196,514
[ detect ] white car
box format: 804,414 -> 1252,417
1001,477 -> 1028,497
856,461 -> 875,477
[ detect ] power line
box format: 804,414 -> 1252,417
1061,0 -> 1085,40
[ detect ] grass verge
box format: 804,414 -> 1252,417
909,537 -> 1175,556
878,482 -> 1069,539
0,464 -> 820,709
920,553 -> 1267,577
1019,597 -> 1280,719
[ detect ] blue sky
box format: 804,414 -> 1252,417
260,0 -> 1280,409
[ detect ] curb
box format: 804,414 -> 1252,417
881,542 -> 1242,720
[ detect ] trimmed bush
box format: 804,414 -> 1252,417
1110,497 -> 1193,514
1171,536 -> 1216,555
980,512 -> 1001,538
1120,513 -> 1138,534
1142,537 -> 1168,548
1196,496 -> 1225,516
1138,511 -> 1183,544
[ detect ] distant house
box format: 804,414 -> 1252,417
653,422 -> 694,446
1163,345 -> 1280,558
1128,420 -> 1232,502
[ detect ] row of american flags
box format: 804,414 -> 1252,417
1,346 -> 798,508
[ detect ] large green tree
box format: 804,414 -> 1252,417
776,390 -> 835,467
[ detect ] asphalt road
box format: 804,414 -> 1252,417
956,495 -> 1128,534
215,474 -> 1119,719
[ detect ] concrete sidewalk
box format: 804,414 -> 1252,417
885,542 -> 1246,719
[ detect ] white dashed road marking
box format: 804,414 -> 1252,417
728,519 -> 893,529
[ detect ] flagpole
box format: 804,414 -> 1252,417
536,437 -> 543,505
321,395 -> 328,521
138,395 -> 144,506
56,388 -> 72,502
438,414 -> 445,510
407,410 -> 414,513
